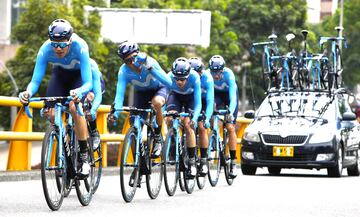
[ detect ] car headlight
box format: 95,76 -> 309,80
243,131 -> 260,142
309,132 -> 334,144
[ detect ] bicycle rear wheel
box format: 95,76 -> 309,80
63,179 -> 74,197
41,127 -> 65,211
120,127 -> 140,202
222,147 -> 234,186
182,148 -> 195,194
146,135 -> 163,199
164,129 -> 179,196
91,144 -> 102,194
75,141 -> 95,206
207,133 -> 220,187
196,147 -> 206,190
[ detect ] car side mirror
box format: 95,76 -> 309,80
244,110 -> 255,119
342,112 -> 356,121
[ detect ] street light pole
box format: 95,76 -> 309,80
339,0 -> 344,49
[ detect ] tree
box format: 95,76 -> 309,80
0,0 -> 105,130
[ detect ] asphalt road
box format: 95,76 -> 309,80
0,168 -> 359,217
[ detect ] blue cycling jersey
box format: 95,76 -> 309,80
199,70 -> 214,123
166,70 -> 202,123
208,67 -> 238,115
113,56 -> 170,116
26,33 -> 92,98
89,59 -> 103,116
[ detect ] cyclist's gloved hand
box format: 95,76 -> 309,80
19,91 -> 30,105
226,114 -> 235,123
107,112 -> 118,124
204,120 -> 211,129
190,119 -> 197,129
134,52 -> 152,70
87,109 -> 96,121
70,88 -> 82,102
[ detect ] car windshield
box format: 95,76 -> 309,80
257,92 -> 334,118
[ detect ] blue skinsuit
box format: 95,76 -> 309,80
208,67 -> 238,115
113,56 -> 170,118
26,33 -> 92,98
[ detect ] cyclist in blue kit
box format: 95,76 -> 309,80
188,57 -> 214,176
165,57 -> 202,179
19,19 -> 93,176
108,41 -> 170,158
208,55 -> 239,178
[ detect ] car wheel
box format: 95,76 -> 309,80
347,149 -> 360,176
241,164 -> 257,175
327,145 -> 343,177
268,167 -> 281,175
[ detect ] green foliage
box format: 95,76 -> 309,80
1,0 -> 310,129
309,0 -> 360,90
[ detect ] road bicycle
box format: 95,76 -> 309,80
207,108 -> 234,187
163,111 -> 196,195
319,26 -> 347,91
24,96 -> 95,211
251,34 -> 281,91
113,106 -> 163,202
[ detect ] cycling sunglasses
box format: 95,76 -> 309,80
211,69 -> 223,75
124,54 -> 138,65
174,76 -> 187,81
50,41 -> 70,49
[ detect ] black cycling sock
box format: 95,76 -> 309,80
188,147 -> 196,159
79,140 -> 88,153
200,148 -> 208,158
89,119 -> 97,132
230,150 -> 236,160
155,125 -> 162,135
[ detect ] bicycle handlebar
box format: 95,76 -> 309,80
163,111 -> 191,118
114,106 -> 152,113
251,41 -> 276,54
23,96 -> 84,119
319,36 -> 347,48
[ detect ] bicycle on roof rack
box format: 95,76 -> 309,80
319,26 -> 347,91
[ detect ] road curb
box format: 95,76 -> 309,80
0,167 -> 120,182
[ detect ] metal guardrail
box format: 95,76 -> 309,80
0,96 -> 251,171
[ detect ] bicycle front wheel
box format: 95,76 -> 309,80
207,133 -> 220,187
41,127 -> 65,211
120,127 -> 140,202
146,135 -> 163,199
163,129 -> 179,196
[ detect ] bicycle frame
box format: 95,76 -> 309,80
24,96 -> 81,170
120,107 -> 153,167
165,112 -> 190,164
210,109 -> 228,157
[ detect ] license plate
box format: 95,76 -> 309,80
273,146 -> 294,157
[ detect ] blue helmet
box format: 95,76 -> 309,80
48,19 -> 73,41
172,57 -> 191,78
188,57 -> 204,73
117,41 -> 139,60
209,55 -> 225,71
